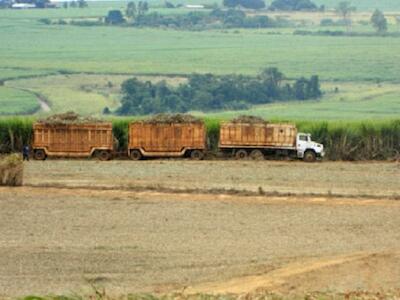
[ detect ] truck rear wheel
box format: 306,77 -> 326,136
235,149 -> 248,160
98,150 -> 111,161
190,150 -> 204,160
130,150 -> 142,161
250,149 -> 264,160
33,149 -> 46,160
303,150 -> 316,162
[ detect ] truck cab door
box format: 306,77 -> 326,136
296,134 -> 309,158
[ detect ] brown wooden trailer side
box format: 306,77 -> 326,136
128,122 -> 206,159
219,123 -> 297,148
32,123 -> 113,160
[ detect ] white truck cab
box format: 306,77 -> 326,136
296,133 -> 325,162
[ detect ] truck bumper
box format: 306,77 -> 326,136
317,151 -> 325,158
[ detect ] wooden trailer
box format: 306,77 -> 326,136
219,122 -> 298,159
32,122 -> 114,160
128,122 -> 206,160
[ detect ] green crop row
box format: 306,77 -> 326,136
1,117 -> 399,161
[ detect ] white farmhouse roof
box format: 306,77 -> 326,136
12,3 -> 36,8
185,4 -> 204,8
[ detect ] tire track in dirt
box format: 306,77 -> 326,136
184,252 -> 400,294
2,186 -> 400,207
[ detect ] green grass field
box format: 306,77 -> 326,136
313,0 -> 400,11
203,83 -> 400,120
1,20 -> 400,81
0,1 -> 399,118
6,75 -> 400,119
0,87 -> 39,115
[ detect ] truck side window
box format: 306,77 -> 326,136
299,135 -> 307,141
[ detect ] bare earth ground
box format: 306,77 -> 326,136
0,161 -> 400,298
24,160 -> 400,198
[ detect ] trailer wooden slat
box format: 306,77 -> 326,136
33,123 -> 113,158
128,122 -> 206,157
219,123 -> 297,148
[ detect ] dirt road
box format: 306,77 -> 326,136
0,161 -> 399,298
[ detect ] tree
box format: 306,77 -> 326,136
308,75 -> 321,98
269,0 -> 317,11
223,0 -> 240,7
78,0 -> 87,8
116,69 -> 321,115
223,0 -> 265,9
126,1 -> 137,19
335,1 -> 356,32
294,77 -> 308,100
105,10 -> 125,24
34,0 -> 50,8
63,1 -> 68,8
69,1 -> 77,8
371,9 -> 388,33
260,67 -> 283,87
138,1 -> 149,15
0,0 -> 13,9
165,1 -> 174,8
241,0 -> 265,9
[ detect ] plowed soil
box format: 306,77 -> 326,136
0,161 -> 399,298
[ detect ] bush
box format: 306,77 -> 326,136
70,20 -> 103,26
0,154 -> 23,186
57,19 -> 68,25
38,18 -> 52,25
103,107 -> 111,115
105,10 -> 125,24
320,18 -> 335,26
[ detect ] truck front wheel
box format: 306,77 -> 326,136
33,149 -> 46,160
130,150 -> 142,161
303,150 -> 316,162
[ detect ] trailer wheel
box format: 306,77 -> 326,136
130,150 -> 142,161
250,149 -> 264,160
303,150 -> 316,162
33,149 -> 46,161
190,150 -> 204,160
235,149 -> 248,160
97,150 -> 111,161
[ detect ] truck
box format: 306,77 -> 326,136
32,122 -> 114,160
128,121 -> 206,160
219,122 -> 324,162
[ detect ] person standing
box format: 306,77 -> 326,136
22,145 -> 30,161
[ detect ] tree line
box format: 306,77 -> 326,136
116,68 -> 322,115
105,7 -> 285,29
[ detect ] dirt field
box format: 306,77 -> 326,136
24,160 -> 400,198
0,161 -> 400,298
